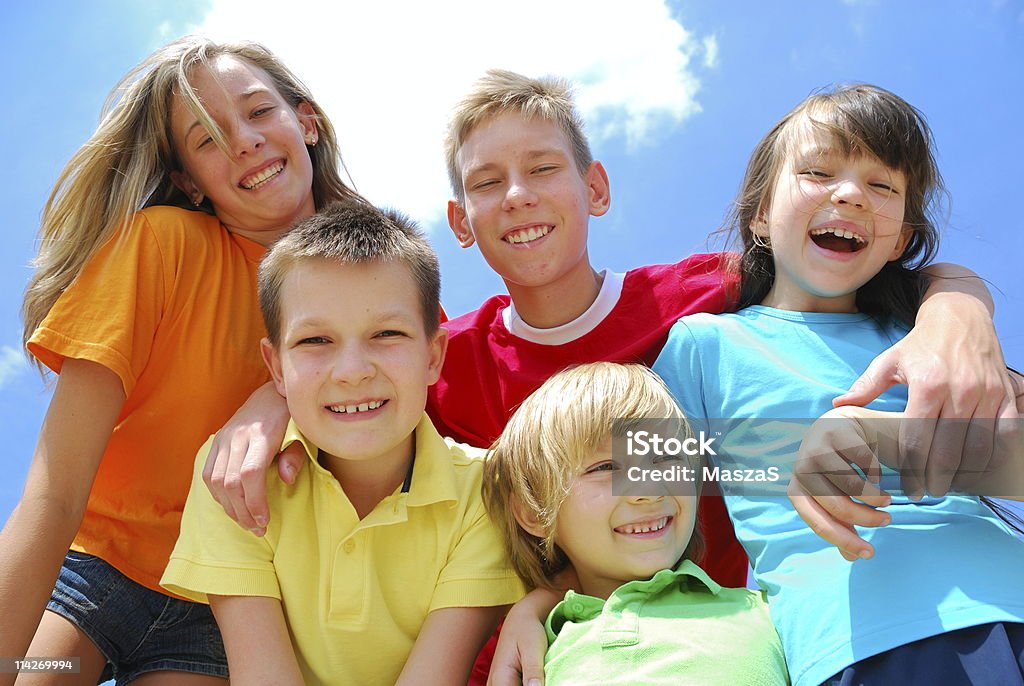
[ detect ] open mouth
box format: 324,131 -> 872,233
614,516 -> 672,536
240,161 -> 285,190
326,399 -> 387,415
504,225 -> 552,245
810,226 -> 867,253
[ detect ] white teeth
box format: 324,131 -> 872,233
328,400 -> 384,414
618,516 -> 668,534
241,162 -> 284,190
505,225 -> 552,244
811,226 -> 866,244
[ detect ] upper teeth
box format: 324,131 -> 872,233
328,400 -> 384,414
617,516 -> 668,534
811,226 -> 865,243
506,225 -> 551,244
241,162 -> 284,190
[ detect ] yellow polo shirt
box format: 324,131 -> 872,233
163,414 -> 524,685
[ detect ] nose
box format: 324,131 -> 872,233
830,177 -> 866,209
229,119 -> 265,158
501,176 -> 539,212
330,342 -> 375,385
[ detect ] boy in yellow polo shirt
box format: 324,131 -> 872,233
483,363 -> 789,685
163,201 -> 524,685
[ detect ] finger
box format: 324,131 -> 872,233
834,354 -> 898,409
518,644 -> 546,686
899,385 -> 942,499
222,432 -> 262,532
788,483 -> 876,561
277,443 -> 307,485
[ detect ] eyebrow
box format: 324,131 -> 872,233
182,86 -> 275,142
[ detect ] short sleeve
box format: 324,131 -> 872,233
653,319 -> 711,428
161,436 -> 281,603
27,213 -> 169,396
428,489 -> 526,612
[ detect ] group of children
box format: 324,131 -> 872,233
1,33 -> 1022,686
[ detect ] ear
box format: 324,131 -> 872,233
889,225 -> 913,261
260,337 -> 288,397
170,170 -> 204,206
511,497 -> 547,539
296,101 -> 318,145
585,161 -> 611,218
425,326 -> 449,386
447,200 -> 475,248
750,207 -> 771,238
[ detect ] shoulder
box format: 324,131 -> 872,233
443,294 -> 510,339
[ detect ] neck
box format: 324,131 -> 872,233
319,438 -> 413,520
505,265 -> 603,329
760,286 -> 858,313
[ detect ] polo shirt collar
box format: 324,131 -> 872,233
281,413 -> 458,507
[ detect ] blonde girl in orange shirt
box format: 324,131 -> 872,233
1,36 -> 363,685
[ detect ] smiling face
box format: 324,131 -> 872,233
262,258 -> 447,481
552,442 -> 696,600
170,54 -> 318,246
755,124 -> 911,313
447,112 -> 610,302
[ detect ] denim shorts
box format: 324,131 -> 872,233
46,551 -> 228,685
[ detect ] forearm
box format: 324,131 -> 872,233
210,594 -> 303,685
0,496 -> 84,663
397,605 -> 507,686
920,263 -> 994,317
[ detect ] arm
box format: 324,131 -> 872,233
209,595 -> 303,686
397,605 -> 508,686
835,263 -> 1017,498
791,401 -> 1024,559
487,587 -> 564,686
203,381 -> 304,535
0,359 -> 124,673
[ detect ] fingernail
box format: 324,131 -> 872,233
255,515 -> 267,527
527,680 -> 542,686
858,550 -> 871,560
249,527 -> 265,536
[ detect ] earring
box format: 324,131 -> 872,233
306,134 -> 318,147
191,194 -> 203,207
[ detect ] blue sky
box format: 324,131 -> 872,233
2,1 -> 1022,532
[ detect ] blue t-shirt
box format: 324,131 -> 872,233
653,306 -> 1024,686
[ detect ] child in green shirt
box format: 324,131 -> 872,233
482,362 -> 789,685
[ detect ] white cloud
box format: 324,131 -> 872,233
0,346 -> 27,390
187,0 -> 714,227
702,35 -> 719,69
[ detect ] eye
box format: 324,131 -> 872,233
375,329 -> 407,339
297,336 -> 329,345
252,105 -> 275,118
652,453 -> 685,465
470,179 -> 499,192
870,181 -> 897,193
533,164 -> 558,174
196,135 -> 213,150
584,460 -> 618,474
799,169 -> 830,179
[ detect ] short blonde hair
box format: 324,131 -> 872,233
259,201 -> 440,347
443,69 -> 593,202
482,363 -> 704,590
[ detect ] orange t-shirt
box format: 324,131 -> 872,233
28,206 -> 271,593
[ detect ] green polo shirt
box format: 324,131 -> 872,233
544,560 -> 789,685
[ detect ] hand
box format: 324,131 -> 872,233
835,291 -> 1016,499
203,382 -> 302,535
789,408 -> 894,561
487,589 -> 560,686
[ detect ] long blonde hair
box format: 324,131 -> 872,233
22,36 -> 362,367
